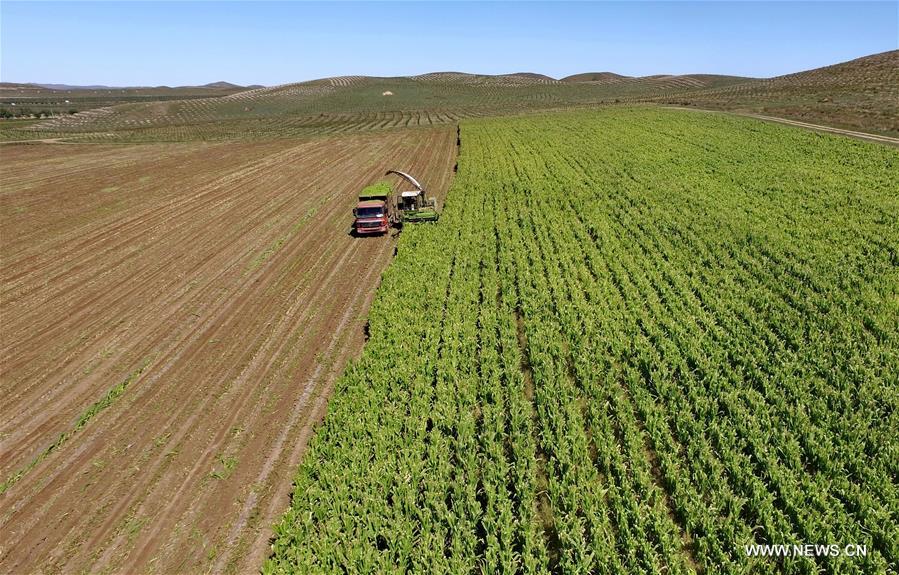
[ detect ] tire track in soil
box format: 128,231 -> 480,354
1,138 -> 358,454
1,141 -> 295,470
222,129 -> 457,575
0,127 -> 457,574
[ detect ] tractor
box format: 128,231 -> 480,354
352,171 -> 439,236
386,170 -> 439,224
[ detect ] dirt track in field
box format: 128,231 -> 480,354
0,127 -> 456,574
661,105 -> 899,146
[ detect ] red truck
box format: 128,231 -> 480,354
352,182 -> 392,235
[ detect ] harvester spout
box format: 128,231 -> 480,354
385,170 -> 425,194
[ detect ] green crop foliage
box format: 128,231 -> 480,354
359,181 -> 392,200
265,108 -> 899,574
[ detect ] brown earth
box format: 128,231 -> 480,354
0,126 -> 457,574
653,50 -> 899,136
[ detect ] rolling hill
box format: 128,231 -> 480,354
19,72 -> 751,139
6,51 -> 896,141
0,82 -> 258,117
651,50 -> 899,135
561,72 -> 630,83
0,81 -> 257,95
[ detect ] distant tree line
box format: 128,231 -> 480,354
0,108 -> 78,119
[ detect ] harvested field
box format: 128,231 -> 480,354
0,126 -> 457,573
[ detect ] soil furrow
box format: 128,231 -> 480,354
0,127 -> 457,574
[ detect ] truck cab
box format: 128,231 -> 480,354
353,182 -> 392,235
353,200 -> 389,235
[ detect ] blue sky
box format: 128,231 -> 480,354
1,1 -> 896,86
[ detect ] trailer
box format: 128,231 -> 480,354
351,171 -> 439,237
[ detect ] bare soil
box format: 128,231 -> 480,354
0,127 -> 456,574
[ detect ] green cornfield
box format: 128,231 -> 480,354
265,108 -> 899,574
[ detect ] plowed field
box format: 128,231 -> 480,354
0,127 -> 456,573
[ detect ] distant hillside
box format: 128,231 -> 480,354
0,82 -> 257,117
9,53 -> 895,141
0,82 -> 253,94
27,70 -> 758,137
36,84 -> 115,90
654,50 -> 899,135
562,72 -> 630,83
410,72 -> 558,85
0,83 -> 58,94
503,72 -> 559,83
200,81 -> 244,89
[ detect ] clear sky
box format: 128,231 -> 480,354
1,1 -> 896,86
